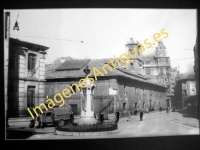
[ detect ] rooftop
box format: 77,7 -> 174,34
45,58 -> 166,88
56,59 -> 90,71
10,37 -> 49,51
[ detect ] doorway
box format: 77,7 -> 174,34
69,104 -> 78,115
27,86 -> 35,108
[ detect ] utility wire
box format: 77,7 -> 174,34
10,34 -> 121,45
9,34 -> 196,50
10,34 -> 83,43
170,57 -> 194,61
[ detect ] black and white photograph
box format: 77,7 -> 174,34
4,8 -> 199,140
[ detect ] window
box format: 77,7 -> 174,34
28,53 -> 36,72
145,68 -> 151,75
70,84 -> 77,93
139,62 -> 142,68
150,90 -> 153,96
143,102 -> 145,108
160,68 -> 164,74
123,103 -> 126,110
27,86 -> 35,107
143,90 -> 146,96
124,84 -> 126,95
145,61 -> 151,65
160,77 -> 164,83
166,68 -> 169,73
134,103 -> 137,109
46,112 -> 52,116
135,88 -> 138,95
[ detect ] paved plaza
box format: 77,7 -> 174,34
22,111 -> 199,140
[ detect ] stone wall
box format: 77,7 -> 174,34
45,76 -> 167,115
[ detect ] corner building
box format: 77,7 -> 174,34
7,38 -> 49,117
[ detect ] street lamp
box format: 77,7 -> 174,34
13,12 -> 19,31
13,21 -> 19,31
83,65 -> 90,76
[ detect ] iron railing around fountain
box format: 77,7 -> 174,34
58,119 -> 118,132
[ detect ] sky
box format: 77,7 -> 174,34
5,9 -> 197,74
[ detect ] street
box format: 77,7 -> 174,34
21,111 -> 199,139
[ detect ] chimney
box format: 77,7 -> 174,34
60,57 -> 66,63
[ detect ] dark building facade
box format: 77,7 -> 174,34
174,73 -> 197,111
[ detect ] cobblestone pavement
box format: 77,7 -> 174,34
27,111 -> 199,139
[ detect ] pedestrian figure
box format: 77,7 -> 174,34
94,113 -> 96,118
100,113 -> 104,125
140,110 -> 144,121
115,111 -> 120,122
54,121 -> 58,135
34,115 -> 39,128
70,111 -> 74,124
134,109 -> 138,115
166,107 -> 169,113
38,112 -> 44,128
29,119 -> 35,128
128,109 -> 131,118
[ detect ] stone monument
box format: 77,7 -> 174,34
76,65 -> 97,124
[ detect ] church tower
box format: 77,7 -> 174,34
154,41 -> 171,86
124,38 -> 143,75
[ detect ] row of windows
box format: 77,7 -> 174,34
145,68 -> 170,75
124,85 -> 162,97
123,101 -> 161,109
160,77 -> 170,83
144,59 -> 169,65
10,52 -> 38,74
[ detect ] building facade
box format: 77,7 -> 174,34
45,58 -> 167,115
141,41 -> 177,108
7,38 -> 49,117
174,73 -> 197,110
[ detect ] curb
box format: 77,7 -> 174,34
7,127 -> 55,134
55,129 -> 119,136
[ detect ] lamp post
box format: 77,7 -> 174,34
13,12 -> 19,31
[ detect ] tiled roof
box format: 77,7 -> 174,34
45,59 -> 166,88
56,59 -> 90,71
